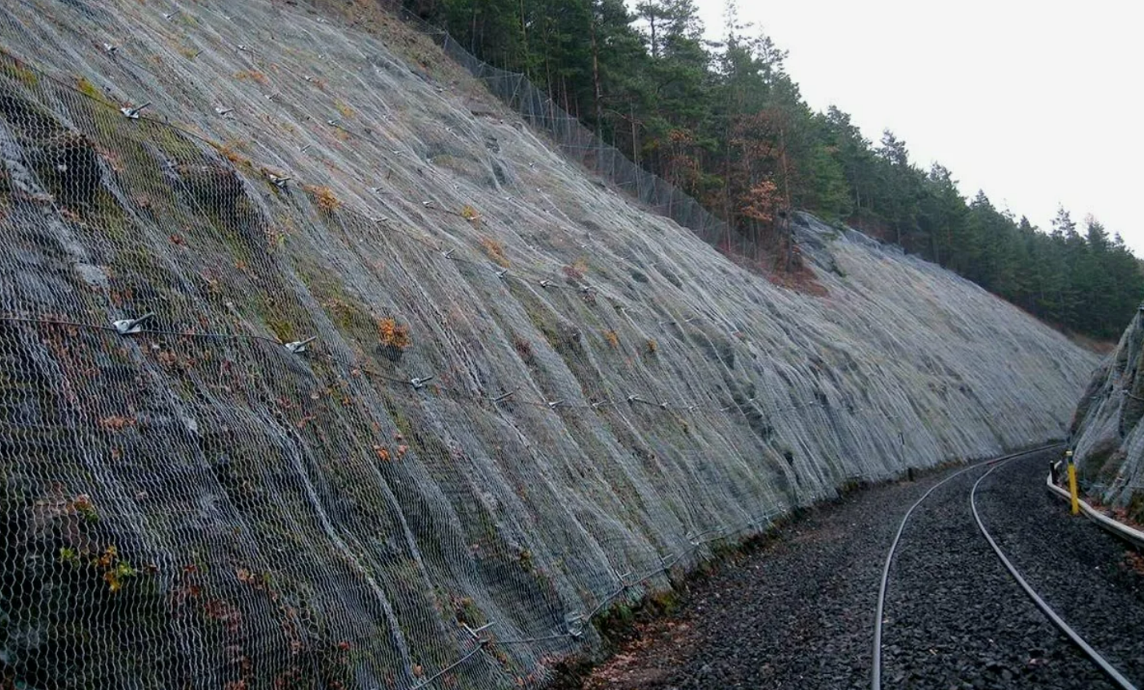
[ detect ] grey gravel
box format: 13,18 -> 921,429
581,449 -> 1144,689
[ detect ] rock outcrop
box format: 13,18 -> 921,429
1069,308 -> 1144,520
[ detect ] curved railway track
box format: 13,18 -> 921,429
873,446 -> 1139,690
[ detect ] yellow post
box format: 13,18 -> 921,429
1066,449 -> 1079,515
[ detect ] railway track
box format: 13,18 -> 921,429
873,446 -> 1141,689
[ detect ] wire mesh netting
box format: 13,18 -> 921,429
1070,311 -> 1144,509
403,15 -> 755,261
0,0 -> 1100,688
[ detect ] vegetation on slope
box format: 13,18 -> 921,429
0,0 -> 1102,686
409,0 -> 1144,340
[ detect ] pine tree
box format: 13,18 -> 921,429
431,0 -> 1144,340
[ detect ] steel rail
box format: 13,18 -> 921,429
871,443 -> 1061,690
971,457 -> 1137,690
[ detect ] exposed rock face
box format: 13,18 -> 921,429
0,0 -> 1098,687
1069,309 -> 1144,519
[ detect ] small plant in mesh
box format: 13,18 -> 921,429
59,544 -> 137,592
58,547 -> 81,565
646,338 -> 658,356
217,139 -> 254,168
265,315 -> 295,343
512,335 -> 534,364
460,204 -> 480,223
234,70 -> 268,85
0,51 -> 38,85
517,548 -> 534,573
99,415 -> 136,431
305,185 -> 340,213
75,77 -> 102,101
264,224 -> 287,248
96,545 -> 137,592
325,297 -> 371,333
562,260 -> 587,283
603,330 -> 619,348
450,593 -> 483,626
377,317 -> 411,361
69,494 -> 99,522
480,236 -> 508,267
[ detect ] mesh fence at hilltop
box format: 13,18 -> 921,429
395,8 -> 755,261
0,0 -> 1097,688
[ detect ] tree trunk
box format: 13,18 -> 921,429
779,128 -> 794,271
590,11 -> 603,131
518,0 -> 529,79
649,15 -> 658,59
470,2 -> 478,53
630,101 -> 639,166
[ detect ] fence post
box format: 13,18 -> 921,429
1066,449 -> 1079,515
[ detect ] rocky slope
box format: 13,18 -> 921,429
0,0 -> 1098,687
1069,308 -> 1144,521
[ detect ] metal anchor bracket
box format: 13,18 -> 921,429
284,336 -> 317,354
119,102 -> 151,119
491,389 -> 518,404
112,312 -> 154,335
462,621 -> 494,641
565,613 -> 584,638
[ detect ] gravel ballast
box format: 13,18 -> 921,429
577,448 -> 1144,689
973,452 -> 1144,684
880,453 -> 1109,689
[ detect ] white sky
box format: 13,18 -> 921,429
693,0 -> 1143,253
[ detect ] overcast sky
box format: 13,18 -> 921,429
693,0 -> 1143,253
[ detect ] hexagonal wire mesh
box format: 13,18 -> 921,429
0,0 -> 1097,688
